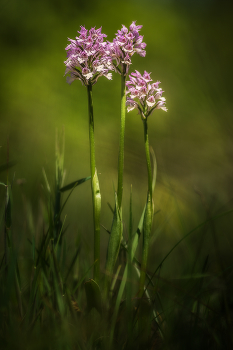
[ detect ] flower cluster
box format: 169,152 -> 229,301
64,26 -> 113,86
126,70 -> 167,118
107,22 -> 146,75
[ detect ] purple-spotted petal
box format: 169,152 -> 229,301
146,95 -> 156,107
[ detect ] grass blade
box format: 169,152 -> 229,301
59,176 -> 91,192
109,264 -> 128,348
104,192 -> 122,297
139,191 -> 153,297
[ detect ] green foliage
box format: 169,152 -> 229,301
104,193 -> 123,297
60,176 -> 91,192
1,145 -> 233,350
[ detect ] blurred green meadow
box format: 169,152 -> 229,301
1,0 -> 233,348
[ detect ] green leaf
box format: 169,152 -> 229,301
107,202 -> 114,214
84,279 -> 102,315
51,245 -> 63,293
110,264 -> 122,297
64,245 -> 81,284
59,176 -> 91,192
150,146 -> 157,191
143,192 -> 153,249
55,214 -> 67,252
109,264 -> 128,348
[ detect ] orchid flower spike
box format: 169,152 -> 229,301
107,21 -> 146,75
64,26 -> 113,86
126,70 -> 167,118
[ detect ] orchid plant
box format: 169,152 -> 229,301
126,70 -> 167,297
64,23 -> 167,302
104,23 -> 147,296
65,26 -> 113,283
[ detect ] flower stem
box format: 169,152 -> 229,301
143,119 -> 152,200
87,84 -> 101,283
139,119 -> 153,296
87,84 -> 96,179
117,73 -> 126,209
104,73 -> 126,298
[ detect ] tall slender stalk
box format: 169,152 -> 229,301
87,84 -> 96,180
139,119 -> 153,296
143,119 -> 153,200
104,72 -> 126,298
87,83 -> 101,283
117,73 -> 126,209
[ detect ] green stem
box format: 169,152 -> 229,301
139,118 -> 153,297
104,70 -> 126,298
87,84 -> 96,179
117,73 -> 126,209
87,84 -> 100,283
139,191 -> 152,296
143,119 -> 153,199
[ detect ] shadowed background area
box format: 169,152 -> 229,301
0,0 -> 233,273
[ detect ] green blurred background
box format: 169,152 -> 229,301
1,0 -> 233,273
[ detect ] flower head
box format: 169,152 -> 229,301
64,26 -> 113,86
126,70 -> 167,118
107,21 -> 146,75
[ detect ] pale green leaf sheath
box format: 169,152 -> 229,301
92,170 -> 101,282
